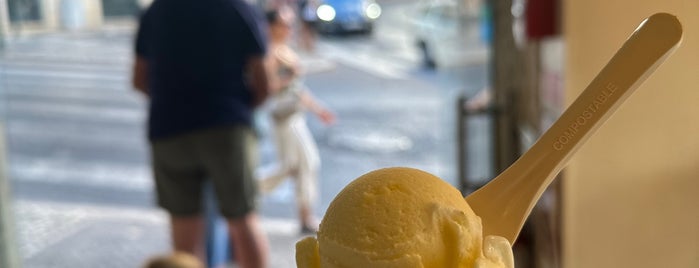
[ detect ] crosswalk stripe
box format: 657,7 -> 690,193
10,155 -> 151,191
3,85 -> 141,104
7,99 -> 144,123
1,68 -> 127,81
320,42 -> 412,79
1,60 -> 129,72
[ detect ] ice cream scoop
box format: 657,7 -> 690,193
296,167 -> 513,268
466,12 -> 683,244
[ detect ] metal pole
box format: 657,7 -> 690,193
457,95 -> 467,193
490,0 -> 522,173
0,0 -> 9,47
0,1 -> 19,265
0,125 -> 20,268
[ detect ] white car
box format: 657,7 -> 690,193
411,0 -> 490,69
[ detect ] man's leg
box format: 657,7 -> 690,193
227,213 -> 269,268
198,126 -> 269,267
170,215 -> 205,259
151,134 -> 207,262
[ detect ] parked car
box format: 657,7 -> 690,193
314,0 -> 382,34
411,0 -> 489,68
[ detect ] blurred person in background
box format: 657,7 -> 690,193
297,0 -> 319,52
258,7 -> 335,234
131,0 -> 271,267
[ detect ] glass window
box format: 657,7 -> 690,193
7,0 -> 42,23
101,0 -> 140,17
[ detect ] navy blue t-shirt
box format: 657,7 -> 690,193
135,0 -> 267,140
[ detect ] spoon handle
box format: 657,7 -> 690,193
465,13 -> 683,244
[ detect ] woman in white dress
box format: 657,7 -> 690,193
260,7 -> 335,234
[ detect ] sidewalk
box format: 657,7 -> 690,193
0,29 -> 318,268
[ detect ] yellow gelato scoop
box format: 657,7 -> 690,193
296,167 -> 513,268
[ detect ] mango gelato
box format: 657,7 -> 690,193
296,167 -> 514,268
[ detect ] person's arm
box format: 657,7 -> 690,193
276,46 -> 301,89
247,55 -> 271,107
299,90 -> 335,125
132,56 -> 149,97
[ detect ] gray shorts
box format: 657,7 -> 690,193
150,125 -> 258,219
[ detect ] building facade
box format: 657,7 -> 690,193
1,0 -> 152,35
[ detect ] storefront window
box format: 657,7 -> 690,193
101,0 -> 140,18
7,0 -> 42,23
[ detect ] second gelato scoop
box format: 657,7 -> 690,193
296,167 -> 513,268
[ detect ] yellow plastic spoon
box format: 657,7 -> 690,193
465,13 -> 683,244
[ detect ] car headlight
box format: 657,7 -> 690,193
317,5 -> 336,22
364,2 -> 381,19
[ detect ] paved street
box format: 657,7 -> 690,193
0,1 -> 491,267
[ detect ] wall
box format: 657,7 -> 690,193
562,1 -> 699,267
0,0 -> 8,43
8,0 -> 122,32
41,0 -> 59,29
83,0 -> 104,28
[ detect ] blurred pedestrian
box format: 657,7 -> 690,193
132,0 -> 271,267
259,7 -> 335,234
297,0 -> 319,52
